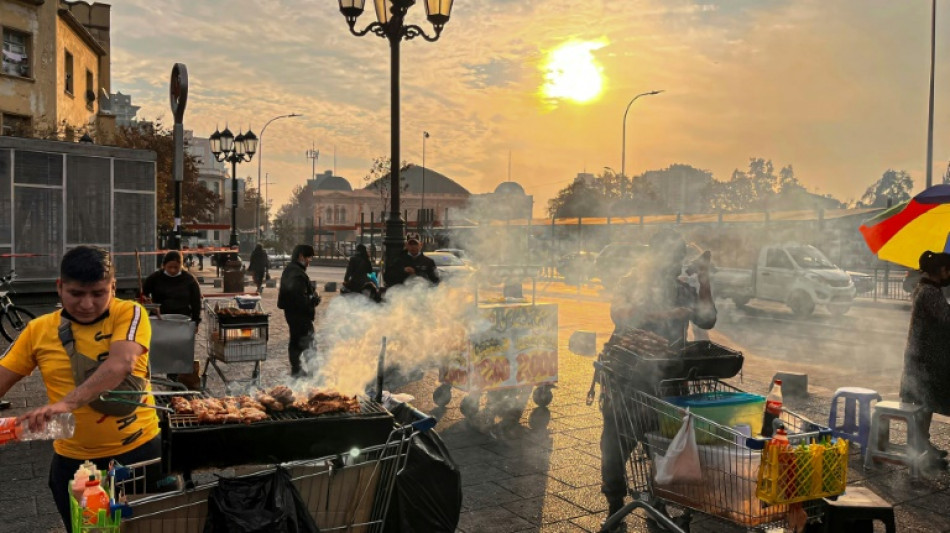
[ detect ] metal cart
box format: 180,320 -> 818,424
109,409 -> 436,533
598,363 -> 838,533
433,265 -> 558,422
201,297 -> 268,393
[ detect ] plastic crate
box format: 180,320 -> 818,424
210,338 -> 267,362
756,438 -> 849,505
658,391 -> 766,444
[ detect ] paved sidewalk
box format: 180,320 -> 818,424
2,266 -> 950,532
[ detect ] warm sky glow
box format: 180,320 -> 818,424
106,1 -> 950,217
541,39 -> 608,104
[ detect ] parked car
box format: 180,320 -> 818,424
847,271 -> 874,295
435,248 -> 473,265
594,243 -> 651,288
712,243 -> 855,316
269,251 -> 291,269
429,252 -> 475,282
556,251 -> 598,285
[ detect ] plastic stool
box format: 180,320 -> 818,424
864,401 -> 929,478
828,387 -> 881,456
822,486 -> 896,533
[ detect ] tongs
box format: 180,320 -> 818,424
98,389 -> 204,413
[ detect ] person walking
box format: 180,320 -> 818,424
277,244 -> 321,377
900,250 -> 950,473
248,244 -> 270,294
0,246 -> 162,532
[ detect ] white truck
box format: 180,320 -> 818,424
713,243 -> 856,316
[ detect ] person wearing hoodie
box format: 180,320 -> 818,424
277,244 -> 321,377
248,244 -> 270,294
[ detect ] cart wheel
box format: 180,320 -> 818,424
532,385 -> 554,407
460,394 -> 480,418
433,384 -> 452,407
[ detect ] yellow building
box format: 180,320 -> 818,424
0,0 -> 113,139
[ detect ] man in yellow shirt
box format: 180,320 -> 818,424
0,246 -> 160,532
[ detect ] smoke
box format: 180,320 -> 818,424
296,277 -> 492,395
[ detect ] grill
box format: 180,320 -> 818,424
158,394 -> 394,474
604,340 -> 744,384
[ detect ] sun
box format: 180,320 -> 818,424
541,39 -> 608,104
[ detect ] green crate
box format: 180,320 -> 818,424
68,471 -> 121,533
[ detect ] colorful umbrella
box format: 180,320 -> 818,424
860,184 -> 950,269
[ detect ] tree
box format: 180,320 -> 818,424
362,156 -> 411,215
234,176 -> 269,235
271,184 -> 314,252
546,179 -> 604,218
859,170 -> 914,208
113,121 -> 219,232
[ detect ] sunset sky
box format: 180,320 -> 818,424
110,0 -> 950,216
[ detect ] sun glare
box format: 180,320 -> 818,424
541,39 -> 607,104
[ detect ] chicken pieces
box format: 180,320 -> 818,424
169,387 -> 362,425
169,395 -> 268,424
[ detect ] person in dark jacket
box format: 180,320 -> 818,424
142,250 -> 202,325
248,244 -> 270,294
384,233 -> 439,287
277,244 -> 320,377
900,250 -> 950,471
344,244 -> 374,293
598,228 -> 716,532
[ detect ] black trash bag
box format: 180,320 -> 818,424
204,466 -> 320,533
385,403 -> 462,532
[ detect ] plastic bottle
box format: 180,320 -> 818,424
771,425 -> 789,446
760,379 -> 783,437
71,465 -> 91,502
0,413 -> 75,444
81,479 -> 110,525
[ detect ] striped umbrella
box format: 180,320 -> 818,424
859,184 -> 950,269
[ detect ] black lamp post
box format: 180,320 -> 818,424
210,126 -> 258,247
338,0 -> 453,274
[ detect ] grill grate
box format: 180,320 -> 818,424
158,393 -> 386,430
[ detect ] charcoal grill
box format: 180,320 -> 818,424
605,339 -> 743,385
157,394 -> 394,474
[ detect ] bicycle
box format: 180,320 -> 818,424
0,270 -> 35,342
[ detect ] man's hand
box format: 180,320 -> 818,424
18,401 -> 72,433
404,266 -> 416,275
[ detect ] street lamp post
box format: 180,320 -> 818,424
338,0 -> 454,273
256,113 -> 301,240
621,90 -> 663,197
422,130 -> 429,228
210,126 -> 258,247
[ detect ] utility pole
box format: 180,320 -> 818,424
306,143 -> 319,181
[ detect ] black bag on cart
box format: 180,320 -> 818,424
204,466 -> 319,533
384,403 -> 462,532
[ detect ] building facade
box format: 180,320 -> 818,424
0,0 -> 114,139
110,90 -> 138,127
309,166 -> 471,245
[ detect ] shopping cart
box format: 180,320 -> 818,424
104,407 -> 436,533
598,361 -> 837,533
201,297 -> 269,393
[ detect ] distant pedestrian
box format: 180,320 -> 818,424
248,244 -> 269,294
277,244 -> 320,377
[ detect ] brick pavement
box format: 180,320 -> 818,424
2,265 -> 950,532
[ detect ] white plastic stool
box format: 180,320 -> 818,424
864,401 -> 929,478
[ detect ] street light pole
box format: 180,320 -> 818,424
422,130 -> 429,225
256,113 -> 301,241
210,126 -> 258,247
926,0 -> 936,188
338,0 -> 454,276
621,90 -> 663,197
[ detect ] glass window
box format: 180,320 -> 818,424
431,253 -> 463,266
786,245 -> 836,269
114,159 -> 154,191
66,155 -> 110,243
1,113 -> 30,137
85,70 -> 94,109
15,151 -> 63,186
2,28 -> 30,78
113,192 -> 154,279
64,50 -> 73,94
14,186 -> 63,279
766,249 -> 793,269
0,150 -> 10,243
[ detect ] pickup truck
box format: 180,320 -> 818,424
713,243 -> 856,316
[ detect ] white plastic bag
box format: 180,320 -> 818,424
654,410 -> 703,485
